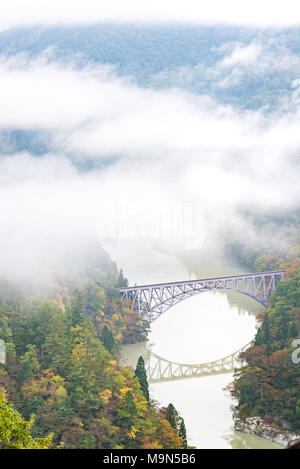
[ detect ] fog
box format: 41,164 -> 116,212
1,1 -> 300,28
0,46 -> 300,282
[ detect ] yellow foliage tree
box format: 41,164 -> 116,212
99,389 -> 112,406
0,388 -> 53,449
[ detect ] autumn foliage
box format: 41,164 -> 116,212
0,266 -> 184,449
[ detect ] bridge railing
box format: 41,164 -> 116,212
119,270 -> 286,292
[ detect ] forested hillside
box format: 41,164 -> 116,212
0,255 -> 186,449
228,235 -> 300,429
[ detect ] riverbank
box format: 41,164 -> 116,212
234,417 -> 300,447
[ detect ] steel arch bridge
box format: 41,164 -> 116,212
146,343 -> 251,383
120,270 -> 286,321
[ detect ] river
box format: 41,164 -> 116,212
105,240 -> 282,449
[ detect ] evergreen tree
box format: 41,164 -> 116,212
276,315 -> 289,341
116,269 -> 128,288
100,325 -> 116,355
5,342 -> 16,372
265,342 -> 272,356
295,399 -> 300,426
166,403 -> 178,430
25,301 -> 62,352
71,289 -> 84,327
179,418 -> 187,448
134,356 -> 149,403
288,321 -> 298,338
263,313 -> 271,343
255,312 -> 272,352
17,345 -> 40,384
116,390 -> 138,428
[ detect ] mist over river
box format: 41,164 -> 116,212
105,240 -> 282,449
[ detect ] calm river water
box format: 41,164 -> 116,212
106,240 -> 282,449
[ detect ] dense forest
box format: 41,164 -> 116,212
0,250 -> 187,449
228,228 -> 300,430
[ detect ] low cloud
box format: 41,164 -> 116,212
216,39 -> 300,89
0,52 -> 300,280
219,42 -> 263,68
151,37 -> 300,94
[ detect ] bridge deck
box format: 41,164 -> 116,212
119,270 -> 286,292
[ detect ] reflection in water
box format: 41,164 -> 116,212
110,242 -> 281,448
120,342 -> 251,383
119,290 -> 282,449
146,343 -> 250,383
120,343 -> 283,449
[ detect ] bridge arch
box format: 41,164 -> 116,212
120,271 -> 286,322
